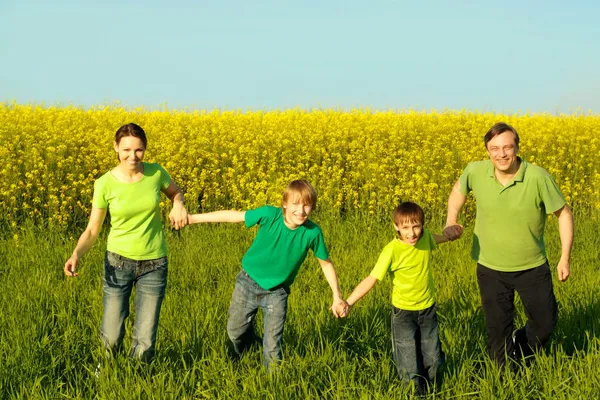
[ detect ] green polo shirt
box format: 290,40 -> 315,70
242,206 -> 330,290
459,158 -> 565,272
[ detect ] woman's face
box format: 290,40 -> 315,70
114,136 -> 146,170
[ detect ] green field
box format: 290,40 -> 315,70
1,213 -> 598,399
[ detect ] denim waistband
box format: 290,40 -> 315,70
106,251 -> 167,267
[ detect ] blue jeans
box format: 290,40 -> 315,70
227,270 -> 289,368
391,304 -> 444,394
101,251 -> 168,362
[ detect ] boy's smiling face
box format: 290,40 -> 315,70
394,219 -> 423,246
283,195 -> 313,229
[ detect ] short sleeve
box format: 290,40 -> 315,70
458,162 -> 476,196
244,206 -> 274,228
311,228 -> 330,260
417,229 -> 437,250
92,178 -> 108,209
157,164 -> 172,190
369,244 -> 394,281
538,172 -> 566,214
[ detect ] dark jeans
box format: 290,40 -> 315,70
476,262 -> 558,366
391,304 -> 444,394
227,270 -> 290,369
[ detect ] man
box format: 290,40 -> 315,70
444,122 -> 573,367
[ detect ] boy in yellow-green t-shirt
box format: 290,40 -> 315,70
343,202 -> 462,395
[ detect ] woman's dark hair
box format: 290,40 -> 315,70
115,123 -> 148,148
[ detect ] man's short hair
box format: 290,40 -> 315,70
484,122 -> 520,149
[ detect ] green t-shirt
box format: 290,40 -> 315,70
369,229 -> 437,311
242,206 -> 329,290
92,162 -> 171,260
459,158 -> 566,272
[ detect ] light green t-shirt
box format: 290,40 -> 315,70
92,162 -> 171,260
369,229 -> 437,311
242,206 -> 329,290
459,158 -> 566,272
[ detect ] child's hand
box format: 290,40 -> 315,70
443,224 -> 464,241
338,301 -> 351,318
330,299 -> 350,318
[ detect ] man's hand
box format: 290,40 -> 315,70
557,259 -> 570,282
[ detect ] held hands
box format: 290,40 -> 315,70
169,203 -> 188,230
443,224 -> 464,241
330,298 -> 350,318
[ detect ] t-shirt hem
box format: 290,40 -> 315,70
391,299 -> 435,311
475,258 -> 547,272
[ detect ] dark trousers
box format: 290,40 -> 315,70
476,262 -> 558,365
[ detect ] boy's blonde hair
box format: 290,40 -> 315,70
282,180 -> 318,209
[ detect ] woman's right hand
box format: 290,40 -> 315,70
64,255 -> 79,277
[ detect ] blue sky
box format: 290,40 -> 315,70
1,0 -> 598,113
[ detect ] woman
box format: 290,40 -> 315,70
64,123 -> 187,362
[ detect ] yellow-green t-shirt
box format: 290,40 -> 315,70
92,162 -> 171,260
369,229 -> 437,311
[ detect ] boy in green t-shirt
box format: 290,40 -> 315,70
342,202 -> 462,395
187,180 -> 348,368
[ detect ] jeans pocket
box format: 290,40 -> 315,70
103,254 -> 134,287
105,251 -> 124,269
393,306 -> 411,319
148,257 -> 168,272
137,257 -> 168,279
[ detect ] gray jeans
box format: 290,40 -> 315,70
227,270 -> 290,369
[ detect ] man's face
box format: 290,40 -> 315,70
486,131 -> 519,173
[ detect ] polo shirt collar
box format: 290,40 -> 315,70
513,157 -> 527,182
486,157 -> 527,188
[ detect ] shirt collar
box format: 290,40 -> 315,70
486,157 -> 526,181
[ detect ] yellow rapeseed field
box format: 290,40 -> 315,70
1,103 -> 599,231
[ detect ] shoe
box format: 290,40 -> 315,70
512,328 -> 534,365
94,363 -> 101,379
512,330 -> 519,359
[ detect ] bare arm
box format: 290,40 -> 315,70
432,233 -> 449,244
346,275 -> 378,306
162,181 -> 188,230
64,207 -> 108,277
444,179 -> 467,240
433,226 -> 464,244
188,210 -> 246,224
554,205 -> 574,282
317,257 -> 347,317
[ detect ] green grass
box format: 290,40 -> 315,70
1,214 -> 599,399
